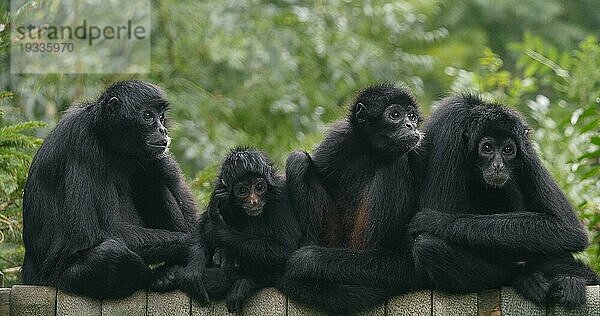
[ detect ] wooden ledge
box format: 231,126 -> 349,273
0,285 -> 598,315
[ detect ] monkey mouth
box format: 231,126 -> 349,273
244,208 -> 263,217
148,139 -> 169,148
483,173 -> 509,187
389,131 -> 421,151
244,204 -> 265,217
405,131 -> 423,149
147,138 -> 170,155
406,134 -> 422,153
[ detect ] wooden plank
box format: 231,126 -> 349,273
433,291 -> 477,316
477,289 -> 501,316
240,288 -> 285,316
0,288 -> 10,316
101,290 -> 147,316
191,298 -> 229,316
9,285 -> 57,316
500,287 -> 545,316
356,302 -> 385,316
147,290 -> 191,316
287,291 -> 384,315
56,290 -> 101,316
548,285 -> 600,316
286,298 -> 328,316
386,290 -> 432,316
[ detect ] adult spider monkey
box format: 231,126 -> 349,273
279,83 -> 425,314
410,94 -> 599,307
22,80 -> 198,299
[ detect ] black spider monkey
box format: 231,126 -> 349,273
410,94 -> 599,307
160,148 -> 301,313
279,83 -> 425,314
22,80 -> 198,299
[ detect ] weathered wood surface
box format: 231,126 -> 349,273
1,285 -> 599,315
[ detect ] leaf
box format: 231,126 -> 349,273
581,120 -> 599,133
0,121 -> 45,134
578,150 -> 600,160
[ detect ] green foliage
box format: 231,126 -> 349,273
446,36 -> 600,271
0,119 -> 44,198
149,0 -> 449,178
0,93 -> 44,286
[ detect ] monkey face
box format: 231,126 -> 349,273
233,176 -> 267,216
356,102 -> 422,154
100,80 -> 171,159
476,136 -> 518,187
350,84 -> 423,155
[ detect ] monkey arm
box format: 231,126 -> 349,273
147,156 -> 200,230
410,210 -> 588,257
164,157 -> 200,224
415,140 -> 588,258
285,150 -> 331,246
284,245 -> 416,290
110,224 -> 192,263
163,158 -> 200,228
208,223 -> 294,269
429,152 -> 588,257
176,237 -> 211,302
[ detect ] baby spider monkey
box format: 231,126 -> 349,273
160,148 -> 301,313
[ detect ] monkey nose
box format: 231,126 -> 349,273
492,163 -> 504,172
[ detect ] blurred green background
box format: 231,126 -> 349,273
0,0 -> 598,287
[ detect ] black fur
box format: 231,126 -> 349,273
22,80 -> 199,299
410,94 -> 599,306
173,148 -> 301,313
279,84 -> 424,314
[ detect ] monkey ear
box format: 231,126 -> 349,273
104,96 -> 121,114
355,102 -> 367,123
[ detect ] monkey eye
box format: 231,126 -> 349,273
502,145 -> 514,155
237,187 -> 248,196
407,113 -> 417,122
388,110 -> 401,120
159,113 -> 165,123
255,183 -> 265,192
482,144 -> 493,153
143,111 -> 153,122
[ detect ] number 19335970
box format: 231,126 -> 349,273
18,42 -> 74,53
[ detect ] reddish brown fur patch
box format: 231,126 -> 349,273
348,193 -> 369,249
323,206 -> 345,247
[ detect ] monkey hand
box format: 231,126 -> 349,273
177,265 -> 210,304
549,275 -> 587,308
208,189 -> 228,225
514,272 -> 550,307
408,209 -> 454,238
148,264 -> 181,292
213,187 -> 229,201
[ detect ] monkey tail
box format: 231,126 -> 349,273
277,277 -> 390,315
